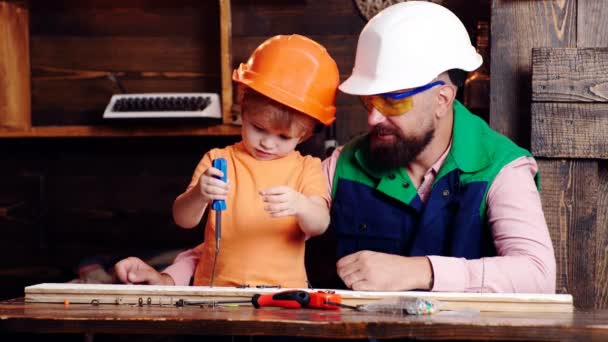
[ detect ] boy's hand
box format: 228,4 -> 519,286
197,166 -> 229,203
260,186 -> 305,217
114,257 -> 175,286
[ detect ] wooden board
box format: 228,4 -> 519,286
24,283 -> 574,313
531,102 -> 608,158
532,48 -> 608,103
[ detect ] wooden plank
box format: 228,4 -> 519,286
30,1 -> 219,36
0,1 -> 31,130
24,283 -> 574,313
538,159 -> 598,308
0,124 -> 240,138
230,0 -> 365,37
532,48 -> 608,102
597,162 -> 608,309
30,36 -> 220,73
578,1 -> 608,48
531,102 -> 608,158
490,0 -> 576,147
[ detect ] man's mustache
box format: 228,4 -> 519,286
372,125 -> 399,136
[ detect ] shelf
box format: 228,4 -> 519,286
0,1 -> 236,138
0,124 -> 241,138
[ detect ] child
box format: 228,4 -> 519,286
115,34 -> 339,288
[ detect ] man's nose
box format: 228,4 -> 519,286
368,108 -> 387,126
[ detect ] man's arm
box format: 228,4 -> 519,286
161,246 -> 201,286
428,156 -> 556,293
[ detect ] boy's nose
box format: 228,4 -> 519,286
260,136 -> 274,149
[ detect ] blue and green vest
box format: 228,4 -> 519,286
329,101 -> 539,284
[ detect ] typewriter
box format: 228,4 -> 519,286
102,93 -> 221,121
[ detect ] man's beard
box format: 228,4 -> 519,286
368,124 -> 434,170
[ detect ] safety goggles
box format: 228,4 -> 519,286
360,80 -> 446,116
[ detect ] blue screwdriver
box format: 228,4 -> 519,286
210,158 -> 227,287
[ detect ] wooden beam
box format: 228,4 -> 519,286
0,1 -> 31,130
531,102 -> 608,158
220,0 -> 233,124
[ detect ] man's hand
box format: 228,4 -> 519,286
114,257 -> 175,286
336,251 -> 433,291
260,186 -> 305,217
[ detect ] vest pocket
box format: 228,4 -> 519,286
331,198 -> 404,257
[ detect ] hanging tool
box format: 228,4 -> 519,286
176,290 -> 342,310
209,158 -> 227,287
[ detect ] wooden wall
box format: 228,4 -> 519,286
492,0 -> 608,309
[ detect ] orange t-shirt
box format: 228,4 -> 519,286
190,142 -> 328,287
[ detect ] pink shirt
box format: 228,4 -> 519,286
166,146 -> 556,293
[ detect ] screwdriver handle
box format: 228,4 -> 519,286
211,158 -> 227,211
252,290 -> 311,309
309,291 -> 342,310
250,290 -> 341,310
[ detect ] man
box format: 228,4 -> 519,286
116,1 -> 556,293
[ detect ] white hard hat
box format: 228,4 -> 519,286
340,1 -> 482,96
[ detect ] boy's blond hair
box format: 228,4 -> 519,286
240,86 -> 317,141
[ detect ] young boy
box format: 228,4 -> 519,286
115,34 -> 339,288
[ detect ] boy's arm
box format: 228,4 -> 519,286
295,195 -> 330,237
173,185 -> 209,228
295,155 -> 331,237
173,153 -> 222,229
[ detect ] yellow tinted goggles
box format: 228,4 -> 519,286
360,81 -> 445,116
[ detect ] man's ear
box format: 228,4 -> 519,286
436,84 -> 457,117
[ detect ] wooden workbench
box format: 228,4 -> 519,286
1,298 -> 607,340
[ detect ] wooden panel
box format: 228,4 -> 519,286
597,162 -> 608,309
31,36 -> 219,73
230,0 -> 364,37
30,1 -> 219,36
538,159 -> 597,308
532,48 -> 608,102
531,102 -> 608,158
578,1 -> 608,47
491,0 -> 576,147
0,1 -> 31,129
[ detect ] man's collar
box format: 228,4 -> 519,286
448,100 -> 490,173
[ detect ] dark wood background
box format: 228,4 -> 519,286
0,0 -> 373,300
492,1 -> 608,309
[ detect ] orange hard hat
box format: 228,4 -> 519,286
233,34 -> 339,125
